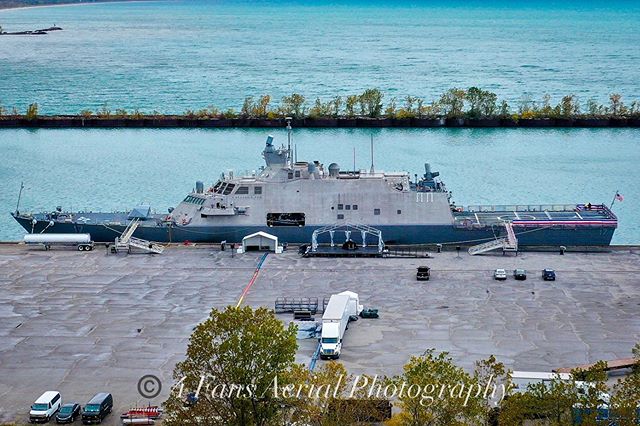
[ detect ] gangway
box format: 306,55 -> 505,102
112,219 -> 165,254
468,222 -> 518,255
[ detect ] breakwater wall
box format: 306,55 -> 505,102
2,116 -> 640,128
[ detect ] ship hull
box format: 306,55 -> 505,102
13,215 -> 615,247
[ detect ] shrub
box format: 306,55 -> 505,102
25,103 -> 38,120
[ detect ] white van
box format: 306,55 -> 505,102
29,391 -> 62,423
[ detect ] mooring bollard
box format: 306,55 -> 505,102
436,244 -> 442,253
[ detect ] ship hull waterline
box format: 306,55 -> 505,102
13,215 -> 615,247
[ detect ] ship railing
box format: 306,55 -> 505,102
465,204 -> 580,213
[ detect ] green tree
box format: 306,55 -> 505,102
473,355 -> 511,425
241,96 -> 255,117
163,306 -> 298,426
328,96 -> 342,118
396,95 -> 418,119
385,97 -> 397,118
438,88 -> 466,118
498,100 -> 510,117
345,95 -> 358,118
559,95 -> 580,117
392,349 -> 482,426
255,95 -> 271,117
358,88 -> 384,118
572,361 -> 611,426
610,343 -> 640,426
465,87 -> 498,118
280,93 -> 306,118
586,99 -> 604,117
610,93 -> 626,116
309,98 -> 332,118
499,372 -> 580,425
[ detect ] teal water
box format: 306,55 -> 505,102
0,128 -> 637,243
1,0 -> 639,114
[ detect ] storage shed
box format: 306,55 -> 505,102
239,231 -> 282,253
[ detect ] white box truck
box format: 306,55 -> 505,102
319,291 -> 363,359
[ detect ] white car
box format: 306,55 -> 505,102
29,391 -> 62,423
494,269 -> 507,280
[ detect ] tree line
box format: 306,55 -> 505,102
1,89 -> 640,121
160,305 -> 640,426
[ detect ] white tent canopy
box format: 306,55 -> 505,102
238,231 -> 282,253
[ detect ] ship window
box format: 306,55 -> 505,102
337,214 -> 344,220
288,172 -> 294,179
223,184 -> 235,195
184,196 -> 205,205
254,186 -> 262,195
295,170 -> 301,178
345,205 -> 351,210
353,204 -> 358,210
235,186 -> 249,195
397,209 -> 402,214
338,204 -> 343,210
213,180 -> 223,194
374,208 -> 381,215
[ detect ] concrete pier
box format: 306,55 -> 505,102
0,245 -> 638,424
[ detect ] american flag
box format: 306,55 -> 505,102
615,192 -> 624,202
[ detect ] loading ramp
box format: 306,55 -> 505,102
468,222 -> 518,256
112,219 -> 165,254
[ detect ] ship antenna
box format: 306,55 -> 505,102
16,181 -> 24,214
353,147 -> 356,172
370,135 -> 375,174
286,116 -> 292,166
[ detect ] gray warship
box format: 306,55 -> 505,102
12,122 -> 617,248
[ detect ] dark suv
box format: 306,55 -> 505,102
82,393 -> 112,424
513,269 -> 527,280
542,269 -> 556,281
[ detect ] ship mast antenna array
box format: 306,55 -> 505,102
285,116 -> 292,166
16,181 -> 25,214
370,135 -> 375,174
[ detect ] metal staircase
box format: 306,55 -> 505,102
113,219 -> 165,254
119,219 -> 139,244
468,222 -> 518,256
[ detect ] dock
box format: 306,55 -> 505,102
0,245 -> 639,424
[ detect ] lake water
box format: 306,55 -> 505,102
0,2 -> 638,242
0,127 -> 637,243
1,0 -> 640,114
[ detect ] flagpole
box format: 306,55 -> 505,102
610,189 -> 619,209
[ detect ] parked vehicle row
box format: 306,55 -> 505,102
493,269 -> 556,281
29,391 -> 112,424
415,267 -> 556,282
